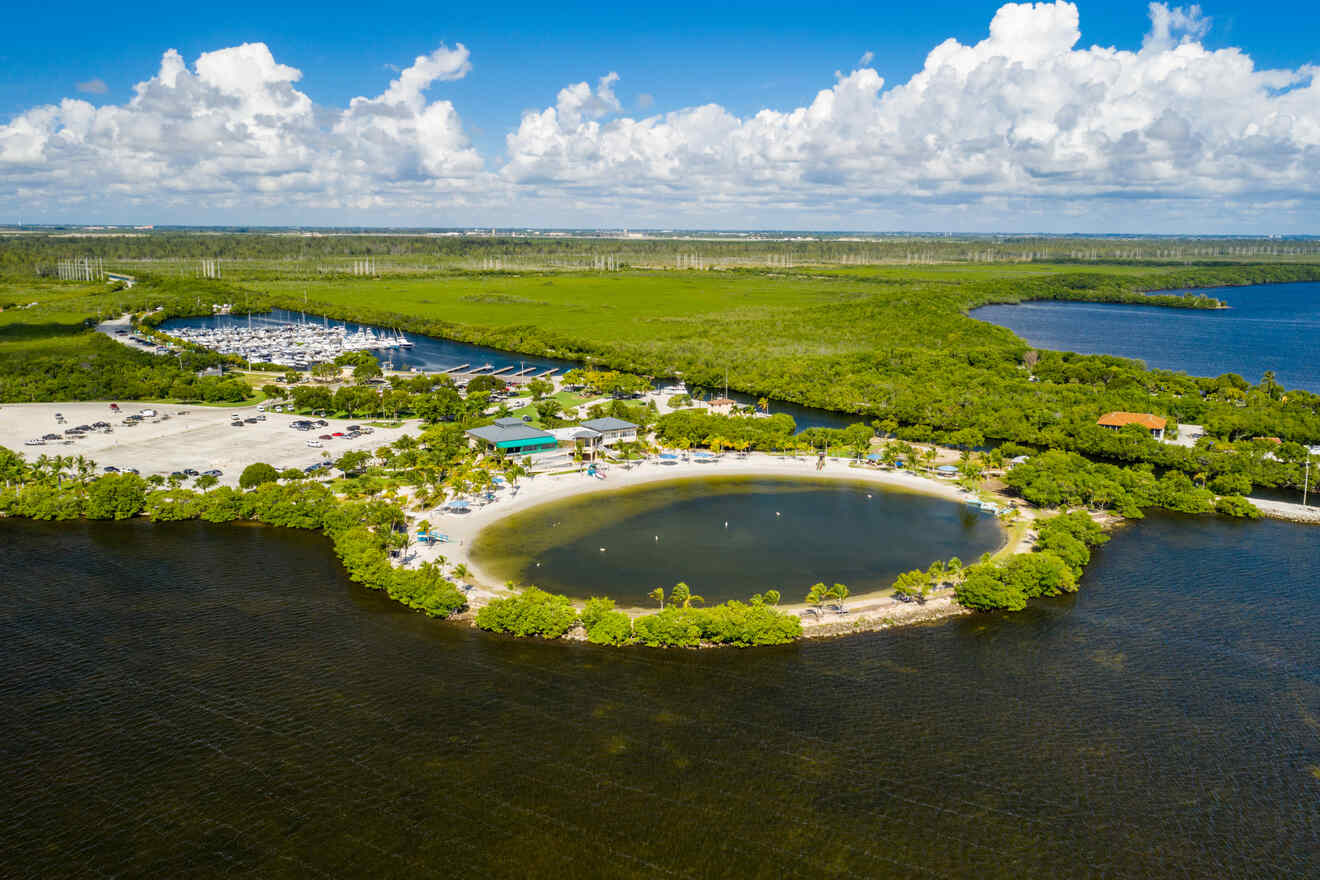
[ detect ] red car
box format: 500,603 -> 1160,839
318,434 -> 333,440
109,403 -> 120,411
331,432 -> 346,437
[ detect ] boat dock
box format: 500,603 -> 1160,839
441,363 -> 470,374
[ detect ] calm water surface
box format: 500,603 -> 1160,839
470,476 -> 1003,603
161,309 -> 856,431
2,515 -> 1317,878
971,281 -> 1320,391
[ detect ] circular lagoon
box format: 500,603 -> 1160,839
469,476 -> 1004,605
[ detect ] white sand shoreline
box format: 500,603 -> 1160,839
409,452 -> 1023,632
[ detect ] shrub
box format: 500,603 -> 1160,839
475,587 -> 579,639
83,474 -> 147,520
694,601 -> 802,646
954,569 -> 1027,612
586,610 -> 634,645
1208,473 -> 1253,496
1214,495 -> 1262,519
998,551 -> 1078,598
239,462 -> 279,489
632,607 -> 703,648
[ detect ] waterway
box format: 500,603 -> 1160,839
469,476 -> 1003,604
970,281 -> 1320,391
161,309 -> 857,431
3,514 -> 1316,878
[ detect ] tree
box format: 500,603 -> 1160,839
805,582 -> 830,616
954,570 -> 1027,612
239,462 -> 280,489
829,583 -> 850,612
648,586 -> 665,609
261,384 -> 283,401
335,450 -> 371,476
193,474 -> 219,492
466,374 -> 506,395
311,362 -> 340,382
353,360 -> 383,384
535,398 -> 562,421
892,569 -> 930,603
527,378 -> 554,400
670,581 -> 704,608
84,473 -> 148,520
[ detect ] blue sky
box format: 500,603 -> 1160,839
2,1 -> 1318,231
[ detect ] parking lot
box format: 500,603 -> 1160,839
0,401 -> 418,486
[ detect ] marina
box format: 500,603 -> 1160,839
159,308 -> 579,383
163,319 -> 413,369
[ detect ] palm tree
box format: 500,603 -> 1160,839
830,583 -> 850,612
648,586 -> 666,609
946,557 -> 964,583
453,563 -> 470,581
670,582 -> 704,608
805,582 -> 829,616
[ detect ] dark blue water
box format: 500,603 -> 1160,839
161,309 -> 857,431
971,281 -> 1320,391
2,514 -> 1318,877
471,476 -> 1003,603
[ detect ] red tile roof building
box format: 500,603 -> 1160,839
1097,411 -> 1167,440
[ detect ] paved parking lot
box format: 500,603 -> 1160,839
0,401 -> 418,486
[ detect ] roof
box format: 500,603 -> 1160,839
580,417 -> 637,432
1097,411 -> 1167,430
467,423 -> 555,445
550,426 -> 600,441
492,417 -> 526,427
708,397 -> 736,406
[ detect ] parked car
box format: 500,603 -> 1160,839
244,417 -> 259,424
201,469 -> 222,477
306,439 -> 323,448
25,439 -> 43,446
42,433 -> 60,441
331,431 -> 345,437
103,466 -> 119,473
122,468 -> 139,475
138,409 -> 156,417
318,434 -> 333,440
183,468 -> 199,477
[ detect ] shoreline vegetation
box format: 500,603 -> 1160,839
0,431 -> 1273,648
3,240 -> 1320,646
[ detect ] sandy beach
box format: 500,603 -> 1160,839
409,451 -> 1026,633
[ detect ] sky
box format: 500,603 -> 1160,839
2,0 -> 1318,233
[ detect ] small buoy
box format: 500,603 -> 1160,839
536,562 -> 541,567
724,521 -> 728,528
599,547 -> 606,552
654,535 -> 659,541
867,494 -> 872,499
775,511 -> 781,517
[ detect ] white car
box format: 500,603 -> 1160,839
306,439 -> 323,448
138,409 -> 157,417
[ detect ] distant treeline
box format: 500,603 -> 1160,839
5,231 -> 1320,278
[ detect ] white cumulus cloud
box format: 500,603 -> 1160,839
0,42 -> 487,216
2,3 -> 1319,230
504,1 -> 1320,227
